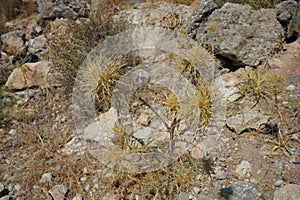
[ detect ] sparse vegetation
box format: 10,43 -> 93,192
0,0 -> 37,35
233,68 -> 284,107
48,2 -> 125,84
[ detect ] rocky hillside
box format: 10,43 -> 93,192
0,0 -> 299,199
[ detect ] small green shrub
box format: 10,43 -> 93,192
214,0 -> 286,9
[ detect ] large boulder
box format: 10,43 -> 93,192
276,0 -> 299,41
35,0 -> 90,22
288,1 -> 300,41
185,0 -> 218,38
193,3 -> 284,68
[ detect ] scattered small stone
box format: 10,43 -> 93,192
84,184 -> 90,192
8,129 -> 16,135
274,179 -> 284,187
13,183 -> 21,192
192,186 -> 201,195
178,192 -> 189,200
286,84 -> 296,91
49,184 -> 68,200
235,160 -> 251,179
215,167 -> 227,180
72,194 -> 83,200
80,177 -> 87,184
40,173 -> 53,183
274,184 -> 300,200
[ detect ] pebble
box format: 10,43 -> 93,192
286,84 -> 295,91
192,186 -> 201,195
8,129 -> 16,135
80,177 -> 87,184
215,168 -> 227,180
40,173 -> 53,183
13,183 -> 21,191
48,184 -> 68,200
72,194 -> 83,200
274,179 -> 284,187
178,192 -> 189,200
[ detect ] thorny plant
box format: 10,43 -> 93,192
232,68 -> 283,108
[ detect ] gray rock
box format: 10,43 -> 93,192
48,184 -> 68,200
194,3 -> 284,67
274,179 -> 284,187
0,195 -> 11,200
274,184 -> 300,200
286,84 -> 296,91
35,0 -> 90,21
226,109 -> 269,134
285,74 -> 299,83
1,30 -> 25,55
40,173 -> 53,183
234,160 -> 251,179
215,167 -> 227,180
185,0 -> 218,38
193,195 -> 213,200
276,0 -> 297,30
178,192 -> 189,200
192,186 -> 201,195
219,181 -> 261,200
287,2 -> 300,40
28,35 -> 47,52
72,194 -> 83,200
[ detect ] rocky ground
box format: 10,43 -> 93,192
0,0 -> 300,200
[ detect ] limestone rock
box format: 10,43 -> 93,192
220,181 -> 261,200
276,0 -> 299,41
288,2 -> 300,41
226,108 -> 269,134
1,30 -> 25,55
185,0 -> 218,38
5,61 -> 58,90
274,184 -> 300,200
194,3 -> 284,67
48,184 -> 68,200
234,160 -> 251,179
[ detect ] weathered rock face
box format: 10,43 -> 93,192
274,184 -> 300,200
192,3 -> 284,68
116,2 -> 192,29
185,0 -> 218,38
276,0 -> 299,41
288,1 -> 300,41
5,61 -> 59,90
35,0 -> 90,22
1,30 -> 25,55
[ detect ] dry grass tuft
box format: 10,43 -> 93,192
233,68 -> 284,107
48,2 -> 125,84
